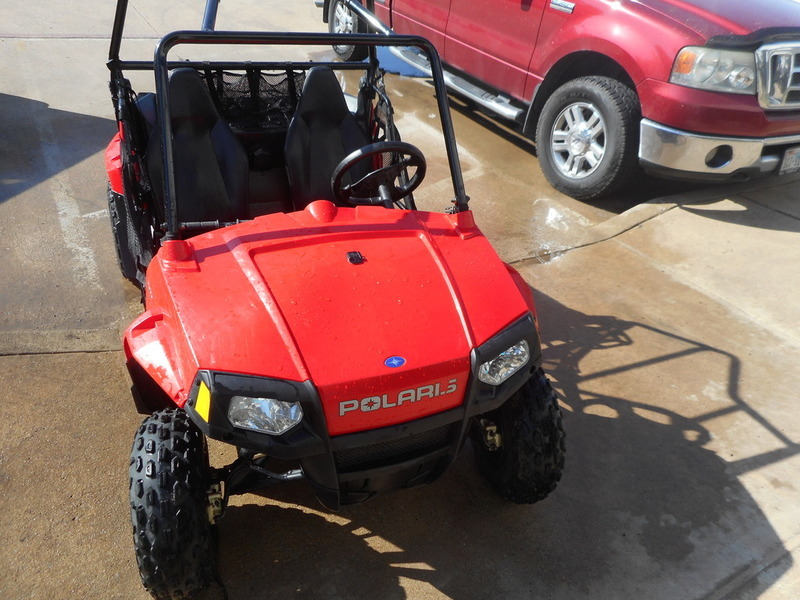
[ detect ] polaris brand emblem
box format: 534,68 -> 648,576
384,356 -> 406,368
339,378 -> 458,416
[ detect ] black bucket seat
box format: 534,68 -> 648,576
147,67 -> 249,224
284,66 -> 370,209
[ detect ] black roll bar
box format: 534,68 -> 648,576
154,31 -> 470,235
108,0 -> 222,67
108,0 -> 126,66
109,0 -> 470,238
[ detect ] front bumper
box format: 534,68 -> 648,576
184,313 -> 542,509
639,118 -> 800,181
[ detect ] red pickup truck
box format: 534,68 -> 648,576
321,0 -> 800,200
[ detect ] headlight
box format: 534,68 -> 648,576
670,47 -> 756,95
478,340 -> 530,385
228,396 -> 304,435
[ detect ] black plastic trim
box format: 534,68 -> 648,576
182,312 -> 540,509
321,312 -> 542,506
466,312 -> 543,416
640,161 -> 761,183
707,28 -> 800,51
184,371 -> 328,459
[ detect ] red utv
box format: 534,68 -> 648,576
106,0 -> 565,598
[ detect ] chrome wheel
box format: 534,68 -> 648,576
549,101 -> 607,179
328,0 -> 368,60
332,2 -> 356,54
332,2 -> 356,34
536,76 -> 640,200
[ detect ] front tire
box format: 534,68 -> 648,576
129,409 -> 216,600
328,0 -> 369,61
471,369 -> 566,504
536,76 -> 640,201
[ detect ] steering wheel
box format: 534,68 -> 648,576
331,141 -> 426,208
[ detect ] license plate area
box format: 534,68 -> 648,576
779,145 -> 800,175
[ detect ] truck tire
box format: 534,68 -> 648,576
536,76 -> 640,200
328,0 -> 369,61
129,409 -> 216,600
471,369 -> 566,504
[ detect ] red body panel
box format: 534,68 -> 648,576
638,79 -> 800,138
384,0 -> 800,139
634,0 -> 800,37
386,0 -> 451,51
105,134 -> 123,195
125,202 -> 533,436
442,0 -> 544,100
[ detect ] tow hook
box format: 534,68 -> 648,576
480,419 -> 503,451
207,482 -> 225,524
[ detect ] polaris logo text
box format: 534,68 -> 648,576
339,379 -> 458,416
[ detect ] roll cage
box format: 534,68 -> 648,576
106,0 -> 469,242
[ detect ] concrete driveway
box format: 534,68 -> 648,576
1,1 -> 798,599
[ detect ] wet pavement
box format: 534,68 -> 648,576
1,1 -> 799,599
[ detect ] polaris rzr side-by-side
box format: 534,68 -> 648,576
106,1 -> 565,598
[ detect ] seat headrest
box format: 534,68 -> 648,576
168,68 -> 220,126
295,66 -> 349,119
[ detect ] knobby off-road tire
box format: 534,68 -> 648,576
472,369 -> 566,503
536,76 -> 641,201
129,409 -> 216,600
108,183 -> 139,284
328,0 -> 369,61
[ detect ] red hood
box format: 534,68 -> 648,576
634,0 -> 800,38
130,202 -> 532,434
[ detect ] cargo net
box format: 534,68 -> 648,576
202,68 -> 306,133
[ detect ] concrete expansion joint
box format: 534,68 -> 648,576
700,531 -> 800,600
509,200 -> 679,266
0,329 -> 124,357
748,196 -> 800,222
0,348 -> 118,358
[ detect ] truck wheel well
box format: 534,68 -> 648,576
322,0 -> 375,24
523,52 -> 636,139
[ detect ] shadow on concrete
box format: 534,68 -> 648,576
536,291 -> 797,598
0,93 -> 115,204
202,293 -> 795,600
677,199 -> 800,234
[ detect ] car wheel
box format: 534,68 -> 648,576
129,409 -> 216,600
471,369 -> 566,504
536,76 -> 640,200
328,0 -> 369,61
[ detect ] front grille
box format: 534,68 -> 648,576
757,42 -> 800,109
334,425 -> 451,472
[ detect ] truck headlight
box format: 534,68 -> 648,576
670,47 -> 756,95
478,340 -> 530,385
228,396 -> 304,435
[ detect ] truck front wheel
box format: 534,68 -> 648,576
536,76 -> 640,200
328,0 -> 369,61
471,369 -> 566,504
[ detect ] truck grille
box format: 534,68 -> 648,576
757,42 -> 800,109
333,425 -> 451,473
